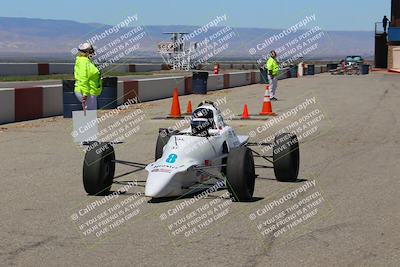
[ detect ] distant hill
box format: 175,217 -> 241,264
0,17 -> 374,62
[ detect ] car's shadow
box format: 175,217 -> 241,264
113,180 -> 146,187
147,188 -> 224,203
106,178 -> 308,202
148,195 -> 264,203
148,186 -> 265,203
256,177 -> 309,183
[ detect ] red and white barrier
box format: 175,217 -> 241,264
42,84 -> 63,117
0,63 -> 166,76
0,67 -> 329,125
0,84 -> 64,124
0,88 -> 15,124
15,87 -> 43,121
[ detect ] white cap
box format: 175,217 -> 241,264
78,42 -> 93,52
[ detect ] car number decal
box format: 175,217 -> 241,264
166,153 -> 177,163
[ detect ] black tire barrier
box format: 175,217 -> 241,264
192,71 -> 209,94
102,77 -> 117,87
362,64 -> 370,75
98,77 -> 118,108
63,77 -> 118,115
97,98 -> 117,110
327,63 -> 338,70
307,65 -> 315,75
63,104 -> 82,118
63,91 -> 81,105
63,80 -> 75,93
63,79 -> 82,118
259,68 -> 269,84
99,85 -> 118,99
290,66 -> 298,78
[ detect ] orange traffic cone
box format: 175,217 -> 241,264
259,85 -> 276,116
169,88 -> 182,118
186,100 -> 193,114
241,104 -> 250,119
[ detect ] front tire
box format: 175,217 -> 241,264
226,146 -> 255,202
83,142 -> 115,195
273,133 -> 300,182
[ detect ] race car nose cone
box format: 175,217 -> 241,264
145,185 -> 170,198
144,172 -> 178,198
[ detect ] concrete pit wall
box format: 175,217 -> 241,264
0,88 -> 15,124
138,76 -> 185,102
0,63 -> 38,76
207,74 -> 225,91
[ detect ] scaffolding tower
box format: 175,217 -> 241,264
157,32 -> 198,71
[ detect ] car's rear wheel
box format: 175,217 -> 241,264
226,146 -> 255,202
83,142 -> 115,195
273,133 -> 300,182
155,131 -> 171,160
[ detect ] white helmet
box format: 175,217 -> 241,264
78,42 -> 94,52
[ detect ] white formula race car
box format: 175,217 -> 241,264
82,101 -> 300,202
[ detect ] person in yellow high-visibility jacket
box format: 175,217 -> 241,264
264,50 -> 279,100
74,42 -> 102,110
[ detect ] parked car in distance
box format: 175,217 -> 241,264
345,55 -> 364,66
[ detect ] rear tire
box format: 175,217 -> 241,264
83,142 -> 115,195
226,146 -> 255,202
273,133 -> 300,182
155,131 -> 171,160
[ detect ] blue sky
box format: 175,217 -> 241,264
0,0 -> 391,31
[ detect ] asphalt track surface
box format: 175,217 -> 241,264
1,73 -> 399,266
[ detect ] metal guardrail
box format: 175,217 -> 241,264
375,22 -> 385,34
375,21 -> 391,35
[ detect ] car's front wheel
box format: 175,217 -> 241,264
83,142 -> 115,195
226,146 -> 255,202
273,133 -> 300,182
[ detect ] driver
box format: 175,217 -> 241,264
190,106 -> 216,137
